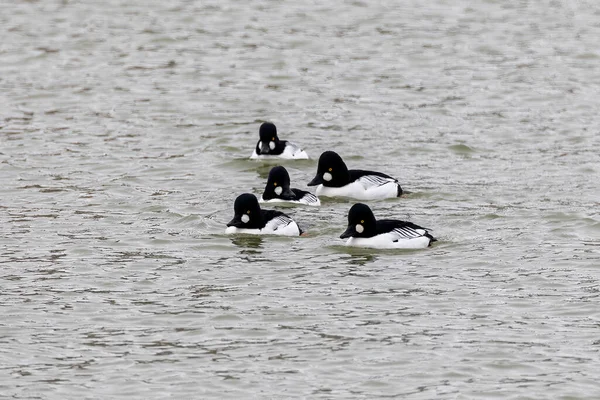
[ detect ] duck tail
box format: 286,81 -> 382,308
426,233 -> 437,246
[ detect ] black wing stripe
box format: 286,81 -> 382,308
273,216 -> 292,230
398,228 -> 412,238
393,227 -> 422,239
302,193 -> 319,204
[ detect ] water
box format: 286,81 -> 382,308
1,0 -> 599,398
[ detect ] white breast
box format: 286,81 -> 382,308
249,149 -> 264,160
345,233 -> 431,249
315,177 -> 399,200
249,142 -> 309,160
225,226 -> 262,235
225,217 -> 301,236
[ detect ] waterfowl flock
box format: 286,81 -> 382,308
226,122 -> 436,249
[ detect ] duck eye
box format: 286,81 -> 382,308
274,182 -> 277,186
328,168 -> 332,172
361,220 -> 364,223
247,210 -> 251,215
271,137 -> 275,141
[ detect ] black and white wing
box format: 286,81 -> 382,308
357,174 -> 397,189
378,220 -> 434,242
349,170 -> 401,199
292,189 -> 320,206
262,210 -> 302,235
350,170 -> 397,189
281,141 -> 309,159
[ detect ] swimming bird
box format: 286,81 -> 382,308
307,151 -> 402,200
260,166 -> 320,206
225,193 -> 303,236
340,203 -> 436,249
250,122 -> 309,160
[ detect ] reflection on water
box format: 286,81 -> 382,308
229,234 -> 264,251
328,245 -> 379,266
347,253 -> 377,267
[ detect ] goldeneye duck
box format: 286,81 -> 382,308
225,193 -> 303,236
250,122 -> 309,160
340,203 -> 436,249
307,151 -> 402,200
259,166 -> 320,206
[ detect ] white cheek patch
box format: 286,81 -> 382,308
355,224 -> 364,233
258,141 -> 262,149
269,141 -> 275,150
274,186 -> 283,196
323,172 -> 332,182
241,214 -> 250,223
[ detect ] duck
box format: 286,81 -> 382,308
340,203 -> 436,249
307,151 -> 402,200
225,193 -> 302,236
259,166 -> 320,206
250,122 -> 309,160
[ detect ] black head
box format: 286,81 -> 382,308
256,122 -> 280,154
263,166 -> 295,200
307,151 -> 350,187
227,193 -> 264,229
340,203 -> 377,239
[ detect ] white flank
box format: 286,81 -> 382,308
264,216 -> 301,236
225,216 -> 301,236
250,141 -> 308,160
345,234 -> 431,249
315,176 -> 399,200
281,142 -> 309,159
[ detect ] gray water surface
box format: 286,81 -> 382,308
1,1 -> 600,398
